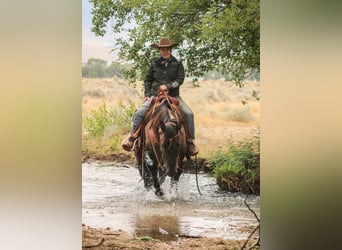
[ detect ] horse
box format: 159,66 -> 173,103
134,91 -> 188,196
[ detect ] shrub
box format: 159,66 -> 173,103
112,100 -> 136,131
211,136 -> 260,194
84,101 -> 114,138
82,88 -> 107,98
83,100 -> 136,153
109,135 -> 122,152
226,107 -> 254,123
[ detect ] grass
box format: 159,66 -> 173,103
225,106 -> 254,123
82,98 -> 136,156
210,135 -> 260,194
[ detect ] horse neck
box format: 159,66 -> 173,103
153,103 -> 171,126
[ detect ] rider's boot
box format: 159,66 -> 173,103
121,133 -> 137,151
187,138 -> 199,156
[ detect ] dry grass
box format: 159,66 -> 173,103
82,78 -> 260,158
181,79 -> 260,127
82,77 -> 142,115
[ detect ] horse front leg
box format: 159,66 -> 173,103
142,162 -> 153,191
144,151 -> 164,196
170,162 -> 183,195
142,152 -> 155,191
152,166 -> 164,196
146,160 -> 164,196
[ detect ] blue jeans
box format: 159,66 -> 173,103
131,96 -> 195,139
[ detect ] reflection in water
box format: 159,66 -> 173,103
135,215 -> 180,241
82,162 -> 260,241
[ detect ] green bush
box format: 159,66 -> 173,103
84,101 -> 114,138
112,100 -> 136,131
109,135 -> 122,152
83,100 -> 136,154
84,100 -> 136,138
211,136 -> 260,194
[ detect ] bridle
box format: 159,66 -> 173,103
164,119 -> 181,150
148,110 -> 181,170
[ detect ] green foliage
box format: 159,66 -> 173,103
83,100 -> 136,154
84,101 -> 115,138
82,58 -> 130,78
210,136 -> 260,194
84,100 -> 136,138
82,58 -> 108,78
109,135 -> 122,151
112,100 -> 136,130
106,61 -> 128,78
89,0 -> 259,84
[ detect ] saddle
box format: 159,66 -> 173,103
133,93 -> 190,152
151,94 -> 179,106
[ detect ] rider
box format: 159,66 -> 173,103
121,37 -> 199,156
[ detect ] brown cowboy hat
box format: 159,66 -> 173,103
150,37 -> 179,49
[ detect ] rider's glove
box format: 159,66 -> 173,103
167,81 -> 179,89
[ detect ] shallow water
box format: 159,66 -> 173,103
82,162 -> 260,241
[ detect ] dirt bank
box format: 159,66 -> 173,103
82,225 -> 259,249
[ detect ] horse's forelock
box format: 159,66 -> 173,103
150,104 -> 167,129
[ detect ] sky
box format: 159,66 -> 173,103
82,0 -> 117,64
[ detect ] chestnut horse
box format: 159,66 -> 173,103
134,94 -> 188,196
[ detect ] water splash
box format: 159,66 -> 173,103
82,162 -> 260,241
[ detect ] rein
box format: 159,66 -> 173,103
149,127 -> 162,168
147,93 -> 181,169
194,155 -> 202,195
167,133 -> 180,149
165,119 -> 180,149
148,118 -> 181,168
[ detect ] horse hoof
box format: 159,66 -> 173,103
155,189 -> 164,196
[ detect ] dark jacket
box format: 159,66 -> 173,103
144,55 -> 185,97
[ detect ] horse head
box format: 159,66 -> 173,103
158,117 -> 182,178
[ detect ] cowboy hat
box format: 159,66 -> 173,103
150,37 -> 179,49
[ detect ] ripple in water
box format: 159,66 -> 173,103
82,162 -> 259,241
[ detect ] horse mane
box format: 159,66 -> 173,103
150,101 -> 170,131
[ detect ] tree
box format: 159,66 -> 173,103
82,58 -> 129,78
105,61 -> 127,78
82,58 -> 108,78
89,0 -> 259,85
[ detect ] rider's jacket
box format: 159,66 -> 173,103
144,55 -> 184,98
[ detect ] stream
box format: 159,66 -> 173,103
82,161 -> 260,241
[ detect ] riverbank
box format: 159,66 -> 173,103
82,224 -> 258,249
82,152 -> 211,173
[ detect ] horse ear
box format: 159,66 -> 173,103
160,120 -> 166,131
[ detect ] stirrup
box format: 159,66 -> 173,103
121,134 -> 136,151
187,139 -> 199,156
189,145 -> 199,156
